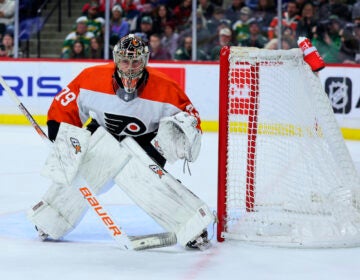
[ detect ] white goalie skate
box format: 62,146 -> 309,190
186,230 -> 211,251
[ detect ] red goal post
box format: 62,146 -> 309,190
217,46 -> 360,247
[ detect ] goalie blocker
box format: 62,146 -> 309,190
28,122 -> 214,248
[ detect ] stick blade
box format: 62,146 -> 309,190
130,232 -> 177,250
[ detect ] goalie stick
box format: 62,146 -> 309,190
0,75 -> 177,251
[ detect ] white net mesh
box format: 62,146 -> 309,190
221,47 -> 360,247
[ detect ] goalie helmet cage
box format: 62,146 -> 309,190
217,46 -> 360,248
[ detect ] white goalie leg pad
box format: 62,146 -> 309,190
152,112 -> 202,163
28,123 -> 91,239
115,137 -> 215,246
79,126 -> 132,191
41,122 -> 91,185
28,126 -> 131,240
27,183 -> 88,239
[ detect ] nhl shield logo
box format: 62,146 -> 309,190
325,77 -> 352,114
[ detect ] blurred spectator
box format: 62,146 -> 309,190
353,0 -> 360,22
69,40 -> 88,59
0,0 -> 15,38
98,0 -> 138,10
0,35 -> 6,56
174,36 -> 209,60
149,33 -> 171,60
355,23 -> 360,63
134,15 -> 155,42
328,0 -> 351,22
152,4 -> 173,35
178,14 -> 212,53
211,0 -> 223,6
207,8 -> 233,49
338,23 -> 360,63
166,0 -> 184,9
61,17 -> 95,59
207,7 -> 229,34
161,23 -> 180,58
197,0 -> 216,20
282,25 -> 297,45
82,1 -> 104,37
89,36 -> 104,59
209,27 -> 234,60
224,0 -> 246,25
264,37 -> 294,49
312,16 -> 342,63
239,20 -> 268,47
316,0 -> 331,21
252,0 -> 276,36
268,0 -> 300,39
317,0 -> 350,23
82,0 -> 105,18
110,4 -> 130,46
232,6 -> 255,43
294,0 -> 307,15
296,1 -> 317,40
120,0 -> 141,21
173,0 -> 192,32
354,21 -> 360,44
0,32 -> 20,57
130,3 -> 154,32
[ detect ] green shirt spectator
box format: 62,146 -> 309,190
61,17 -> 94,59
232,7 -> 254,43
312,18 -> 342,63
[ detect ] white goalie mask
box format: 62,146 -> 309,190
113,34 -> 150,93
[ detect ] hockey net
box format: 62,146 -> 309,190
217,46 -> 360,247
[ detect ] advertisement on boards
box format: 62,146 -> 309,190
0,61 -> 359,135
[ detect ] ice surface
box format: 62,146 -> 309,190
0,125 -> 359,280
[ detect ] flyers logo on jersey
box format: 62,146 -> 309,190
149,164 -> 165,178
70,137 -> 82,154
104,113 -> 146,136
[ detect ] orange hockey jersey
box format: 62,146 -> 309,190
48,62 -> 201,138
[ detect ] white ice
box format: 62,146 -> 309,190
0,125 -> 360,280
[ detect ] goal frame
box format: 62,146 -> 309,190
217,46 -> 260,242
216,46 -> 360,246
217,46 -> 230,242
